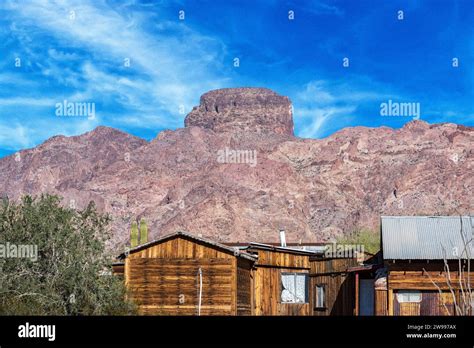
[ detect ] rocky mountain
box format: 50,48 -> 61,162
185,88 -> 294,136
1,88 -> 473,251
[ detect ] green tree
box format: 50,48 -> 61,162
0,194 -> 136,315
337,228 -> 380,255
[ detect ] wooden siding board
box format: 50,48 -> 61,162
310,258 -> 358,316
392,290 -> 456,316
375,290 -> 388,316
256,250 -> 310,269
388,289 -> 394,316
112,264 -> 124,276
125,239 -> 238,315
129,236 -> 235,260
311,273 -> 354,316
236,259 -> 252,315
310,258 -> 359,275
388,271 -> 474,290
253,261 -> 310,315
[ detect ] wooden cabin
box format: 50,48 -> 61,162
373,216 -> 474,316
117,231 -> 256,315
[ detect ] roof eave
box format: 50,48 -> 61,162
117,231 -> 257,261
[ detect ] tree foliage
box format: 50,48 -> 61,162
0,194 -> 136,315
337,228 -> 380,254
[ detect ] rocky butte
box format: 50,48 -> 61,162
0,87 -> 472,251
185,88 -> 294,136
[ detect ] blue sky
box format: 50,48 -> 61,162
0,0 -> 473,157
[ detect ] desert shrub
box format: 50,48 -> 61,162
0,194 -> 136,315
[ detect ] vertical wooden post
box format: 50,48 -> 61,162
232,258 -> 237,315
124,257 -> 130,291
250,268 -> 255,315
355,272 -> 359,316
124,257 -> 131,311
388,288 -> 394,316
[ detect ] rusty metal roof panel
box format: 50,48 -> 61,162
381,216 -> 474,260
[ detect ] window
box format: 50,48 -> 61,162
280,273 -> 309,303
314,284 -> 326,309
396,290 -> 422,303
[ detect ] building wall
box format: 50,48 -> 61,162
236,258 -> 253,315
375,289 -> 388,316
124,236 -> 242,315
127,236 -> 235,260
384,261 -> 474,316
391,290 -> 455,315
112,263 -> 124,277
310,258 -> 358,316
252,249 -> 311,315
388,270 -> 474,290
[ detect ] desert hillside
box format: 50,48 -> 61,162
1,88 -> 472,251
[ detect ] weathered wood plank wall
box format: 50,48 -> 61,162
123,236 -> 252,315
252,249 -> 310,316
388,271 -> 474,290
128,237 -> 234,260
127,258 -> 234,315
375,289 -> 388,316
310,258 -> 358,316
236,258 -> 253,315
384,261 -> 474,316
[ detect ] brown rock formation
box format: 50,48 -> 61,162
0,88 -> 472,251
185,88 -> 294,136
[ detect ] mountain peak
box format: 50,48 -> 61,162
85,126 -> 130,138
184,87 -> 294,136
402,120 -> 430,131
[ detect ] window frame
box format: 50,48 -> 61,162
314,283 -> 327,310
280,272 -> 309,304
396,290 -> 422,303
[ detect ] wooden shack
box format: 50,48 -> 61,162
117,231 -> 256,315
376,216 -> 474,316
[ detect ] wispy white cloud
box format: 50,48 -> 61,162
0,123 -> 32,149
290,0 -> 344,17
0,97 -> 57,107
293,79 -> 399,138
0,0 -> 229,149
0,116 -> 99,151
297,105 -> 356,138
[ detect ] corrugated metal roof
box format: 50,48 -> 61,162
381,216 -> 474,260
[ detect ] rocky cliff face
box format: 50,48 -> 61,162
185,88 -> 294,136
0,88 -> 472,251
